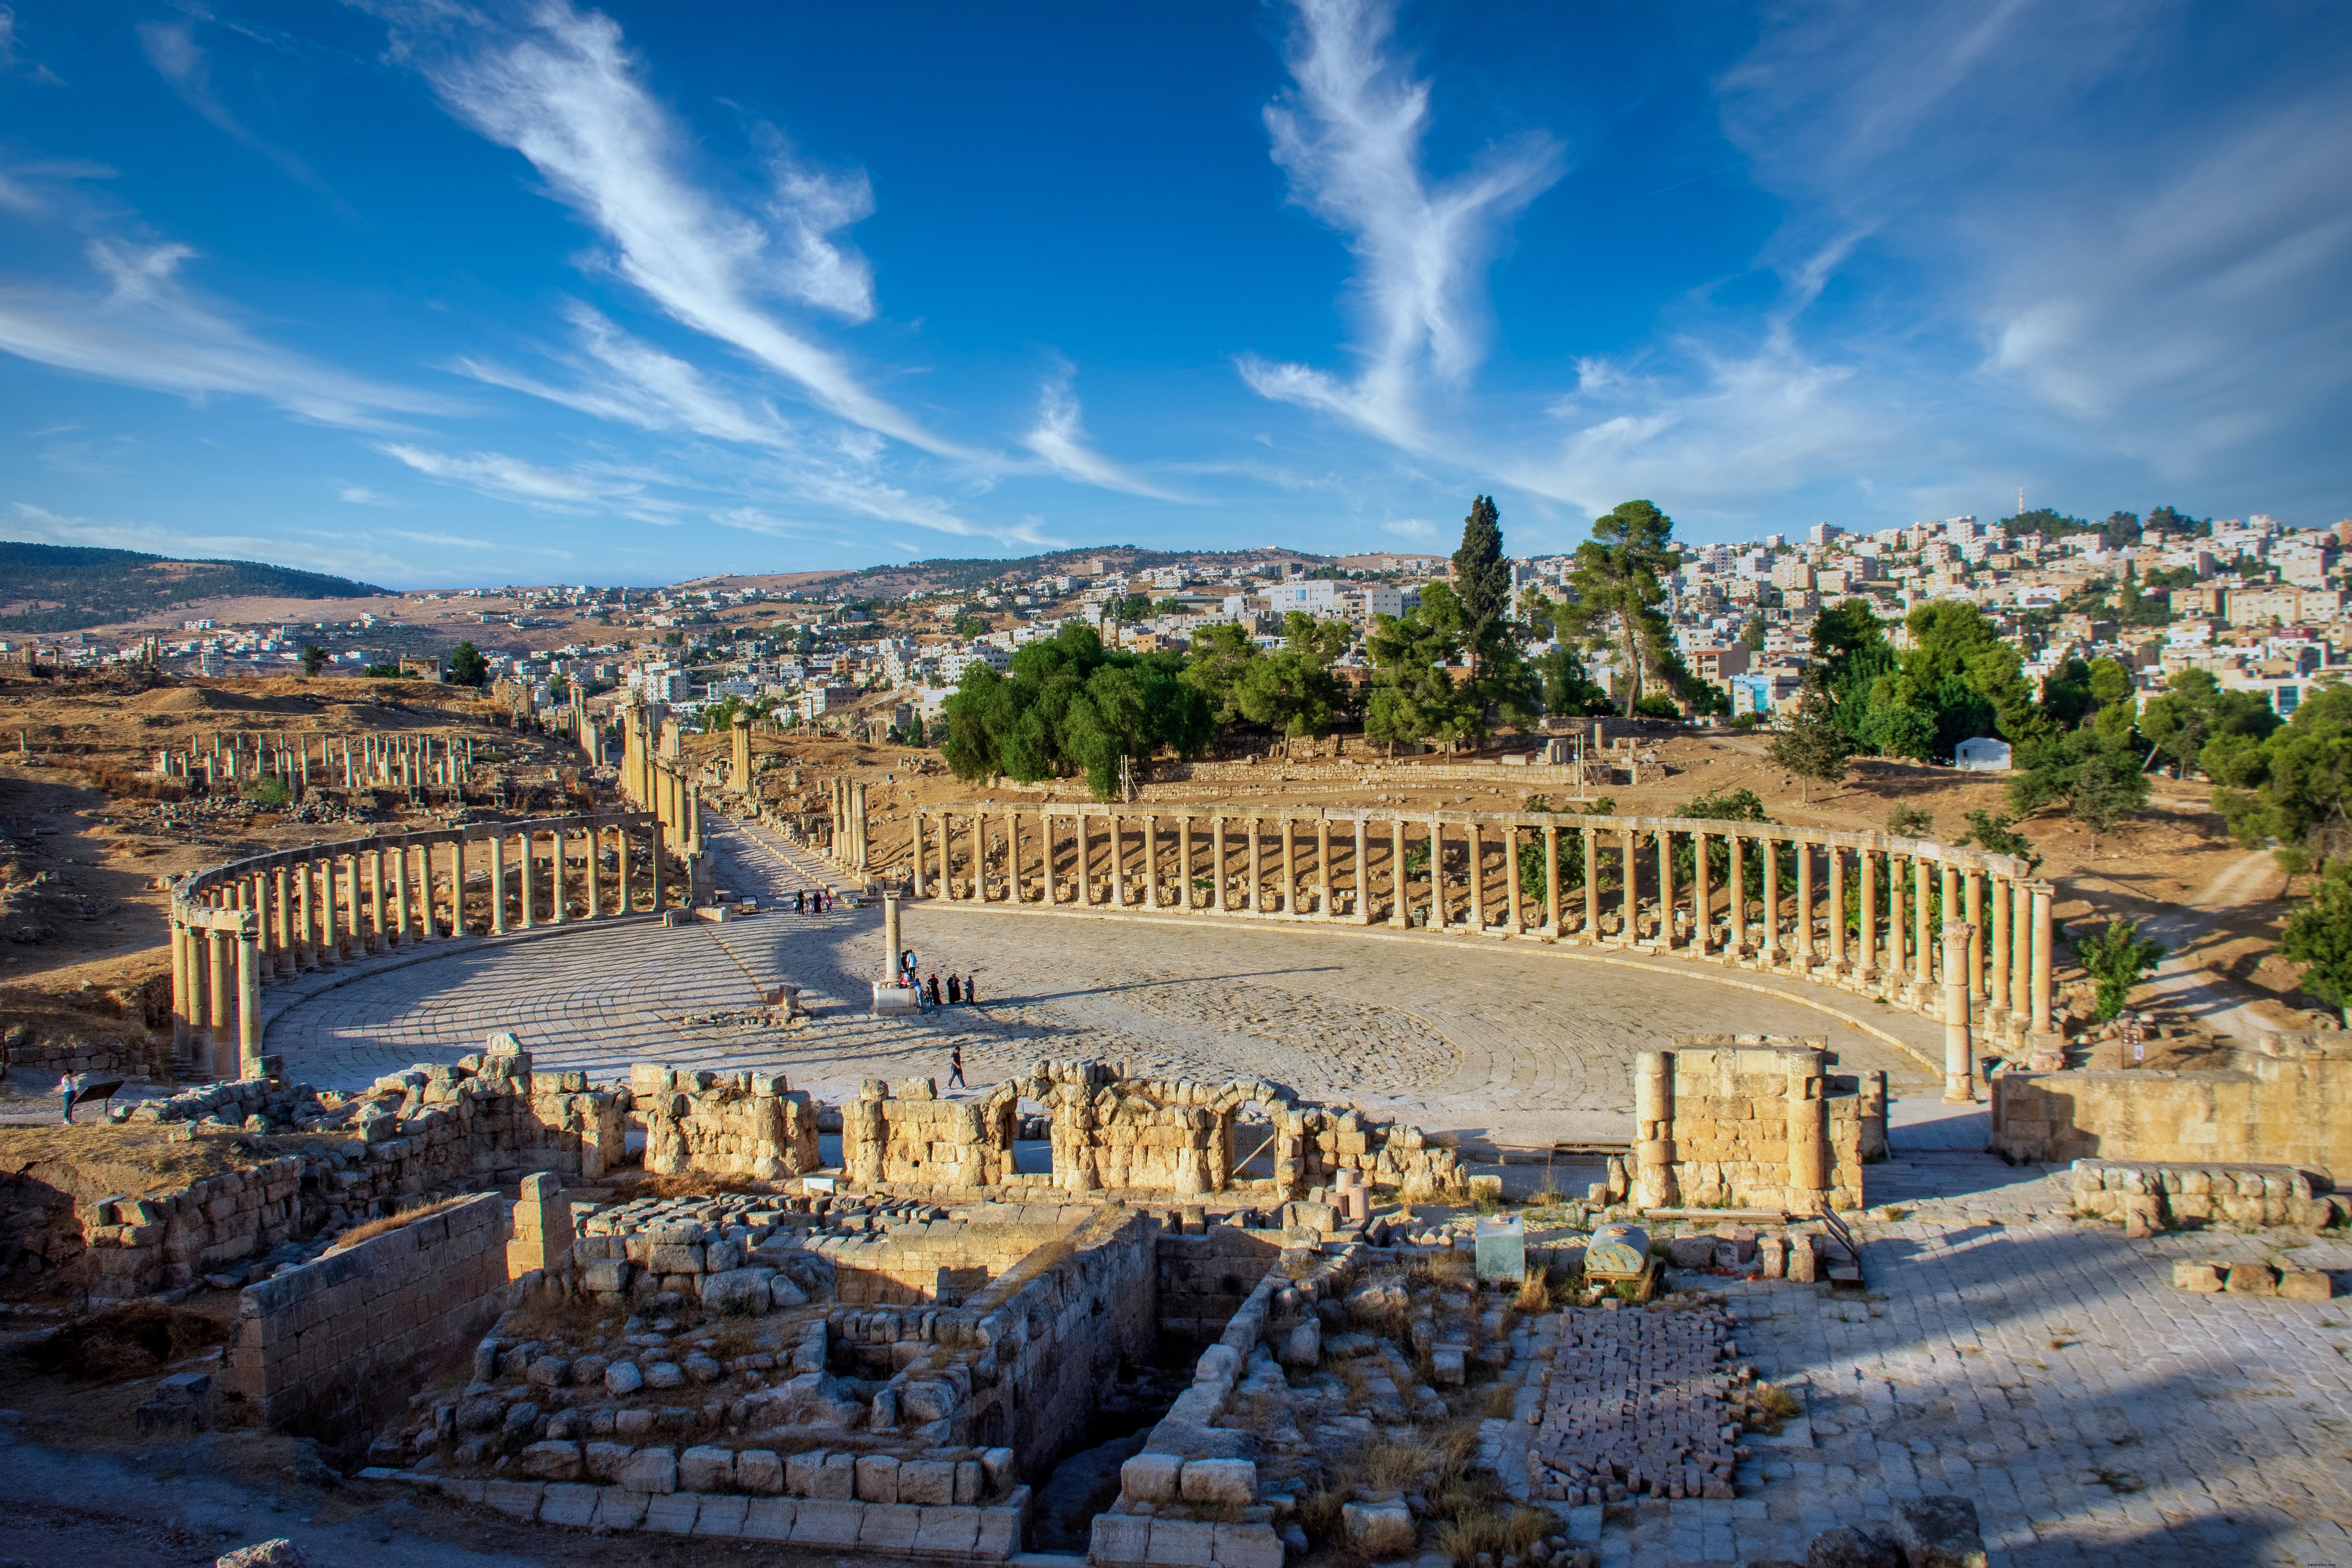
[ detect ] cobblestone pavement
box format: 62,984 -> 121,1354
1572,1154 -> 2352,1567
265,816 -> 1947,1142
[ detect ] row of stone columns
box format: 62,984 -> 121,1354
167,816 -> 665,1082
909,808 -> 2055,1052
827,779 -> 870,873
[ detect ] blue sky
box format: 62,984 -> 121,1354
1,1 -> 2347,587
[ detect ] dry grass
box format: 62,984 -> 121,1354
1432,1504 -> 1553,1567
609,1171 -> 780,1200
22,1302 -> 226,1382
1732,1381 -> 1803,1434
500,1290 -> 621,1345
327,1193 -> 477,1252
1362,1433 -> 1443,1494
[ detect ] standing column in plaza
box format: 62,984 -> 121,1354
1212,818 -> 1227,912
1727,834 -> 1746,953
1964,870 -> 1985,1000
617,824 -> 634,915
1913,857 -> 1934,986
1504,825 -> 1522,933
1656,827 -> 1675,949
1828,844 -> 1846,969
1631,1052 -> 1674,1209
650,822 -> 666,912
1543,823 -> 1561,936
1248,817 -> 1265,913
1795,839 -> 1814,965
1582,826 -> 1599,938
1887,857 -> 1907,983
2029,880 -> 2056,1041
272,865 -> 294,977
910,813 -> 927,898
391,839 -> 411,945
1389,819 -> 1408,927
1858,849 -> 1877,979
731,709 -> 753,796
236,917 -> 262,1078
1177,817 -> 1194,910
1692,830 -> 1711,955
1428,817 -> 1445,929
367,848 -> 387,952
521,830 -> 538,928
1278,817 -> 1296,915
1941,920 -> 1976,1103
300,857 -> 319,969
551,828 -> 569,922
1762,835 -> 1782,963
208,923 -> 234,1081
584,826 -> 600,918
1352,816 -> 1368,923
1142,815 -> 1160,910
2011,878 -> 2032,1035
1618,825 -> 1635,947
1467,821 -> 1485,931
1989,875 -> 2012,1023
169,917 -> 192,1057
490,834 -> 508,934
1940,864 -> 1960,984
1076,813 -> 1094,905
1317,816 -> 1334,919
1112,814 -> 1128,908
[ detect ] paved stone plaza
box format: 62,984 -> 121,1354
265,816 -> 1947,1145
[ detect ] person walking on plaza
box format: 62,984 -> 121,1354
964,973 -> 978,1005
946,973 -> 961,1005
795,889 -> 805,913
927,972 -> 942,1007
948,1045 -> 966,1089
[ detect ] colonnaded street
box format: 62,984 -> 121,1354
267,816 -> 1952,1147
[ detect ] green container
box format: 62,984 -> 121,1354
1474,1214 -> 1526,1282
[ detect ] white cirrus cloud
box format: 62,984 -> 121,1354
136,15 -> 323,189
377,0 -> 969,457
455,300 -> 794,448
0,239 -> 456,427
1020,367 -> 1189,501
1238,0 -> 1562,450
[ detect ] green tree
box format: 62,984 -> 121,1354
1116,593 -> 1154,624
1559,500 -> 1681,709
939,622 -> 1210,801
1536,646 -> 1614,717
2009,730 -> 2151,852
2139,668 -> 2282,777
1178,621 -> 1261,725
952,606 -> 991,638
2086,658 -> 2138,743
2280,859 -> 2352,1025
300,643 -> 327,677
1739,614 -> 1766,652
1766,668 -> 1856,802
448,641 -> 490,688
1955,809 -> 2042,872
2207,682 -> 2352,872
2078,918 -> 2167,1020
1234,613 -> 1352,738
1364,584 -> 1479,751
1895,601 -> 2046,758
1451,495 -> 1511,679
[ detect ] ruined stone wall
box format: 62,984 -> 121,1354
82,1156 -> 307,1305
844,1078 -> 1018,1189
829,1220 -> 1069,1307
2066,1159 -> 2347,1232
221,1192 -> 510,1449
1155,1227 -> 1285,1347
633,1065 -> 822,1179
1633,1038 -> 1885,1215
1990,1035 -> 2352,1178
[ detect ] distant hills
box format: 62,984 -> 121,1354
0,543 -> 385,634
709,544 -> 1331,602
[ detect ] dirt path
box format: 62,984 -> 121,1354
2124,849 -> 2284,1043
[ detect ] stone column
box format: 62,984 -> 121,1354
883,893 -> 901,982
1212,818 -> 1228,912
272,865 -> 293,977
1657,828 -> 1675,949
1543,823 -> 1561,936
2029,880 -> 2055,1039
1828,845 -> 1846,970
971,811 -> 987,901
236,919 -> 262,1079
1762,835 -> 1781,964
1248,817 -> 1264,913
651,821 -> 667,912
169,918 -> 192,1057
1888,857 -> 1907,982
1989,875 -> 2012,1021
299,858 -> 318,970
1106,813 -> 1124,907
207,924 -> 234,1080
911,813 -> 927,898
2011,878 -> 2032,1033
1858,849 -> 1877,979
1693,830 -> 1710,955
1964,869 -> 1985,1001
490,834 -> 508,934
521,830 -> 537,928
1278,816 -> 1296,915
1468,820 -> 1485,931
1074,812 -> 1092,906
1504,825 -> 1522,933
731,709 -> 753,795
618,824 -> 633,915
1727,833 -> 1745,953
1786,1052 -> 1828,1209
1632,1051 -> 1675,1209
1913,857 -> 1934,987
1352,816 -> 1368,924
1429,816 -> 1445,929
1942,920 -> 1976,1103
1796,839 -> 1814,965
1139,815 -> 1158,909
1940,863 -> 1960,984
585,825 -> 600,918
1389,818 -> 1407,927
1178,817 -> 1194,910
1582,826 -> 1599,938
370,847 -> 389,951
1318,815 -> 1334,919
1618,825 -> 1635,947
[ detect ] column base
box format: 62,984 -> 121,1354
2025,1032 -> 2068,1072
1942,1073 -> 1978,1104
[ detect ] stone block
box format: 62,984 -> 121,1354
581,1258 -> 630,1293
897,1458 -> 955,1506
789,1499 -> 868,1548
1122,1452 -> 1183,1503
538,1482 -> 599,1527
1430,1347 -> 1466,1388
617,1446 -> 678,1494
2226,1261 -> 2279,1296
1179,1459 -> 1256,1506
1278,1319 -> 1320,1370
483,1481 -> 545,1521
736,1448 -> 784,1494
980,1446 -> 1016,1492
1147,1518 -> 1218,1567
1092,1512 -> 1152,1566
786,1448 -> 831,1497
856,1453 -> 901,1503
2172,1260 -> 2226,1293
914,1503 -> 983,1557
517,1440 -> 583,1481
1342,1500 -> 1415,1557
2279,1269 -> 2336,1301
741,1497 -> 797,1541
604,1360 -> 644,1395
679,1445 -> 736,1492
643,1492 -> 701,1534
648,1243 -> 705,1274
691,1495 -> 749,1537
860,1502 -> 925,1553
590,1486 -> 648,1531
1212,1522 -> 1287,1568
1666,1236 -> 1715,1269
1804,1524 -> 1901,1567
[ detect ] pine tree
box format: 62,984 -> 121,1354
1452,495 -> 1511,679
1766,669 -> 1855,802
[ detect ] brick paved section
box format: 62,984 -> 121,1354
1533,1307 -> 1741,1505
1579,1153 -> 2352,1567
264,817 -> 1946,1142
